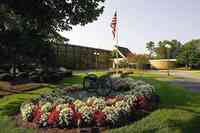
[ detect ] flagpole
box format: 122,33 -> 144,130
111,10 -> 119,76
116,23 -> 119,76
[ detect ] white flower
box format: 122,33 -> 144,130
79,106 -> 93,124
56,104 -> 68,111
87,97 -> 106,111
74,100 -> 86,109
115,100 -> 131,113
41,102 -> 52,112
40,112 -> 48,126
59,107 -> 73,127
20,103 -> 34,121
102,106 -> 119,124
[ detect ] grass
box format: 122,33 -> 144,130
0,71 -> 105,133
0,70 -> 200,133
0,115 -> 36,133
132,70 -> 187,81
107,73 -> 200,133
190,70 -> 200,76
0,87 -> 54,115
61,70 -> 106,85
0,86 -> 54,133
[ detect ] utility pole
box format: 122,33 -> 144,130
94,51 -> 100,71
165,44 -> 171,76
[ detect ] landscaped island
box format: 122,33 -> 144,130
19,76 -> 159,131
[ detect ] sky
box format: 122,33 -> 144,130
60,0 -> 200,53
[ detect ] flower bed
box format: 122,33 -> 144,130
20,77 -> 159,129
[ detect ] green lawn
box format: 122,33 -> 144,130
108,73 -> 200,133
0,70 -> 200,133
190,70 -> 200,76
0,71 -> 105,133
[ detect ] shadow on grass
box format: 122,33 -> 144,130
132,76 -> 200,107
122,75 -> 200,133
0,101 -> 22,115
61,75 -> 84,85
168,115 -> 200,133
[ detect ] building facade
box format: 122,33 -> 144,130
54,44 -> 112,70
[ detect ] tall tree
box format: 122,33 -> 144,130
146,41 -> 155,58
127,53 -> 149,69
166,39 -> 182,58
0,0 -> 105,77
0,0 -> 105,32
154,40 -> 182,59
155,41 -> 167,59
177,40 -> 200,69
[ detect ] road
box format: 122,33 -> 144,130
160,70 -> 200,92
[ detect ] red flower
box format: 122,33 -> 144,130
32,105 -> 43,123
73,112 -> 82,121
105,96 -> 116,101
136,96 -> 147,108
48,110 -> 60,125
136,96 -> 145,103
68,103 -> 76,113
93,111 -> 106,125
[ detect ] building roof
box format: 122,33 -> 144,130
69,44 -> 112,52
115,45 -> 133,58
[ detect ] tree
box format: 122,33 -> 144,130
146,41 -> 155,58
153,40 -> 182,59
0,0 -> 105,32
0,0 -> 105,77
170,40 -> 182,58
177,40 -> 200,69
127,53 -> 149,69
154,41 -> 167,59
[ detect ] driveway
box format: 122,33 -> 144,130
159,70 -> 200,92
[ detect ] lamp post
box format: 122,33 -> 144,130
94,51 -> 100,71
165,44 -> 171,76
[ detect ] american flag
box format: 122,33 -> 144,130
110,11 -> 117,40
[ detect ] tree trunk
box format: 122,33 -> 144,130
185,64 -> 188,70
13,47 -> 17,79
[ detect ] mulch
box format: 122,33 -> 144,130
0,81 -> 50,97
15,114 -> 107,133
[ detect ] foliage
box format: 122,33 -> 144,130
20,102 -> 34,121
20,77 -> 158,128
0,116 -> 36,133
118,60 -> 129,68
127,53 -> 149,69
0,4 -> 58,67
0,86 -> 53,133
107,74 -> 200,133
111,77 -> 155,99
111,50 -> 122,58
58,105 -> 73,127
21,95 -> 141,128
1,0 -> 105,32
146,41 -> 155,58
177,39 -> 200,69
0,0 -> 105,73
146,40 -> 182,59
0,87 -> 53,115
1,71 -> 200,132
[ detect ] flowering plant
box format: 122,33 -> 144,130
78,106 -> 93,125
59,106 -> 73,127
48,109 -> 60,126
21,78 -> 159,128
87,97 -> 106,111
93,111 -> 106,126
102,106 -> 120,125
20,102 -> 34,121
